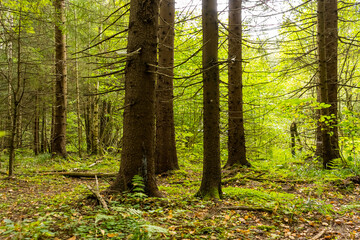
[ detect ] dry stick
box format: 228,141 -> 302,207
86,184 -> 109,211
310,228 -> 327,240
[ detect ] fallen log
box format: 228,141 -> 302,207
40,172 -> 117,178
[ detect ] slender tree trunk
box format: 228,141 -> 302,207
52,0 -> 67,157
40,102 -> 48,153
8,102 -> 18,177
33,92 -> 40,155
84,101 -> 92,153
6,20 -> 13,152
196,0 -> 222,199
100,100 -> 112,150
8,8 -> 23,177
109,0 -> 162,197
155,0 -> 179,174
74,9 -> 82,158
91,83 -> 100,155
225,0 -> 251,168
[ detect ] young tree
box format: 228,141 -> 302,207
7,7 -> 24,177
316,0 -> 340,168
155,0 -> 179,174
109,0 -> 162,197
52,0 -> 68,157
225,0 -> 251,168
196,0 -> 222,199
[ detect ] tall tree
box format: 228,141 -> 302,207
52,0 -> 68,157
8,7 -> 24,177
155,0 -> 179,174
109,0 -> 162,197
225,0 -> 251,168
196,0 -> 222,199
316,0 -> 340,168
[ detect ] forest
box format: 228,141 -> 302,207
1,0 -> 360,239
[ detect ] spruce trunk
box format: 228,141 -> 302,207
109,0 -> 162,197
155,0 -> 179,174
196,0 -> 222,199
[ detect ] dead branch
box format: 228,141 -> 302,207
310,228 -> 327,240
40,172 -> 117,178
86,184 -> 109,211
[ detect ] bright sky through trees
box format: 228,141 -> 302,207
175,0 -> 291,39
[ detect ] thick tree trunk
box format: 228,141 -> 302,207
52,0 -> 67,158
225,0 -> 250,168
196,0 -> 222,199
109,0 -> 162,197
316,0 -> 340,168
155,0 -> 179,174
325,0 -> 340,163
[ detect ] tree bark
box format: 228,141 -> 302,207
225,0 -> 251,168
33,92 -> 40,155
8,7 -> 24,177
109,0 -> 162,197
91,83 -> 100,155
40,102 -> 48,153
100,100 -> 112,150
316,0 -> 340,168
74,9 -> 82,158
52,0 -> 67,158
155,0 -> 179,174
325,0 -> 340,163
196,0 -> 222,199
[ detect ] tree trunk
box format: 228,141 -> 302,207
196,0 -> 222,199
33,92 -> 40,155
8,7 -> 24,177
84,101 -> 93,154
225,0 -> 251,168
91,83 -> 100,155
155,0 -> 179,174
325,0 -> 340,163
40,102 -> 48,153
316,0 -> 340,168
100,100 -> 112,150
74,9 -> 82,158
109,0 -> 162,197
52,0 -> 67,158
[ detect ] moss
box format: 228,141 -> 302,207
195,186 -> 221,200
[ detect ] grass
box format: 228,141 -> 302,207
0,151 -> 360,239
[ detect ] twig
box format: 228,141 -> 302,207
310,228 -> 327,240
86,184 -> 109,211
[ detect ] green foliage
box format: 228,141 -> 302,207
131,175 -> 147,198
0,218 -> 55,239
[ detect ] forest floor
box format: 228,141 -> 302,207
0,153 -> 360,239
